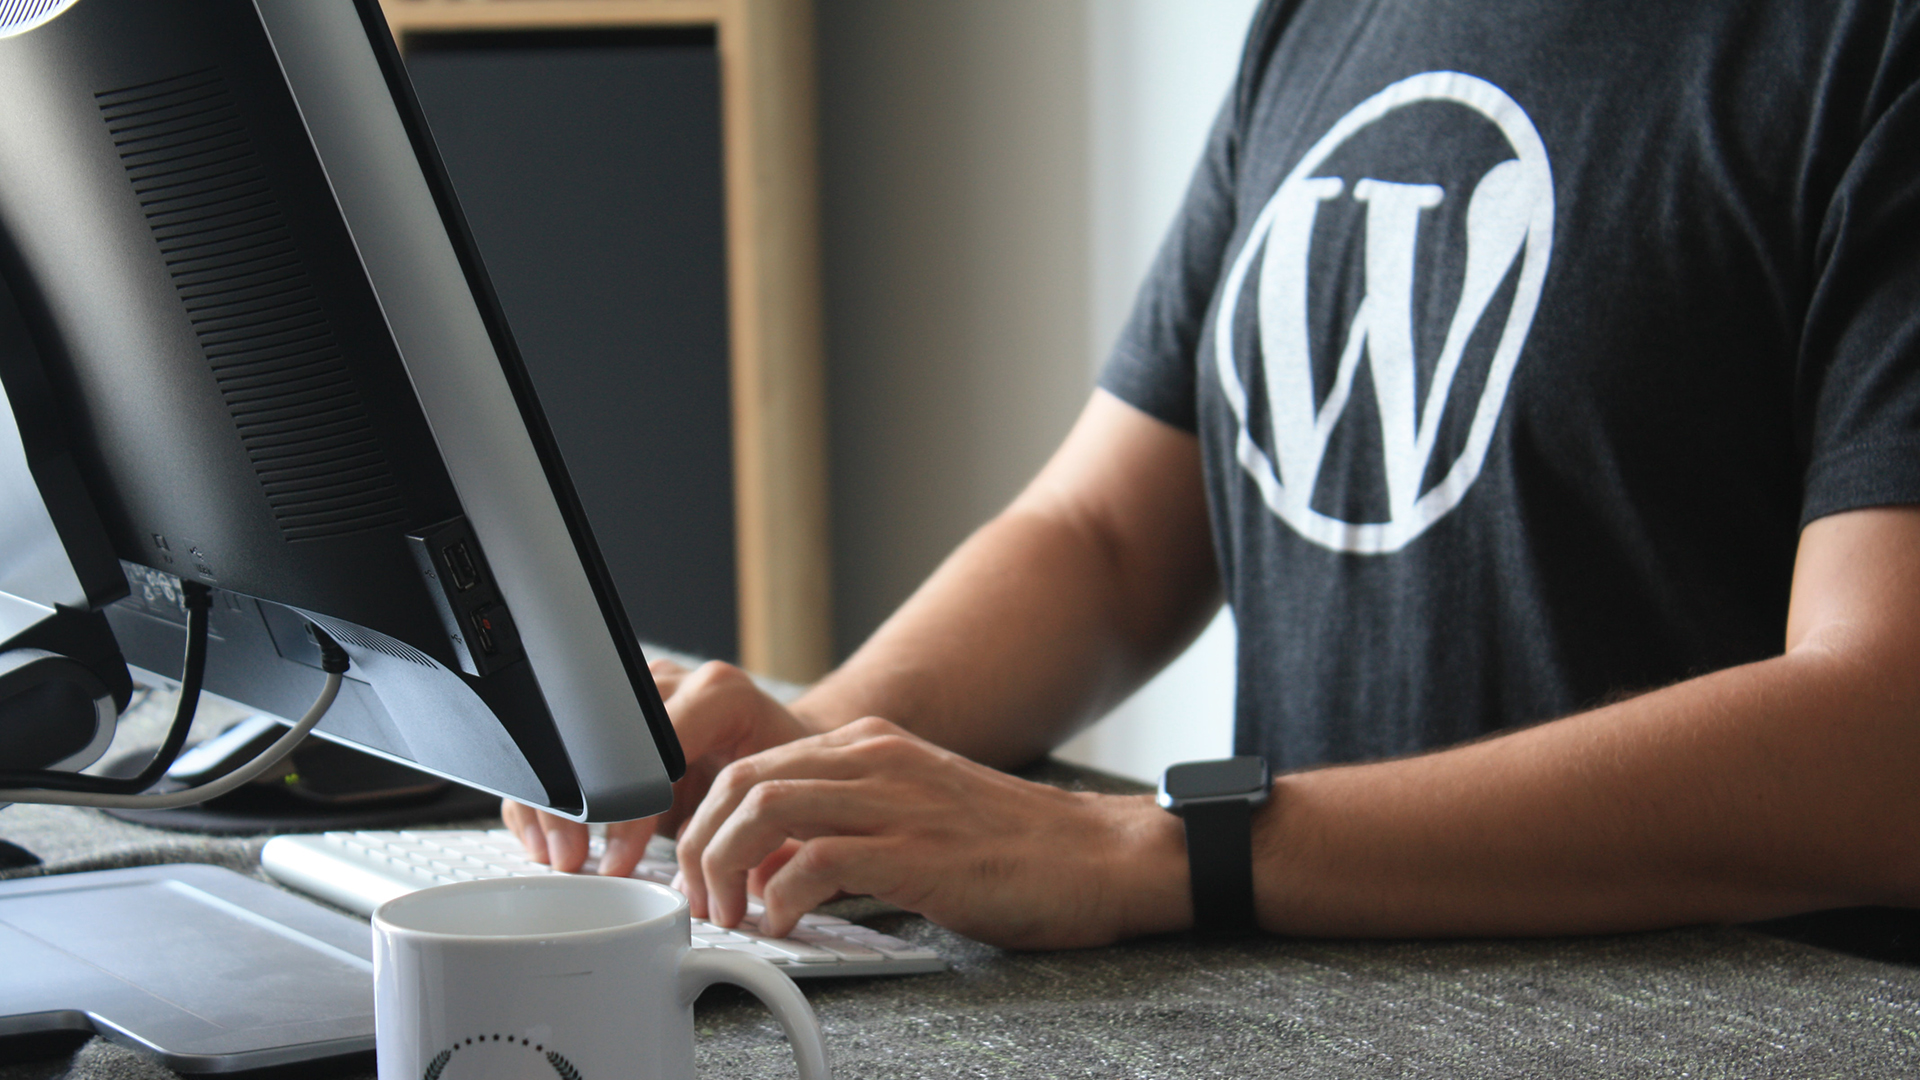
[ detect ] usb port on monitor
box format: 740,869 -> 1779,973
442,541 -> 481,591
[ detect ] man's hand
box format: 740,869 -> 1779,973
670,716 -> 1190,950
506,391 -> 1217,938
503,656 -> 821,877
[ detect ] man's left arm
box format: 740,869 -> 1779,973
1232,504 -> 1920,936
674,506 -> 1920,946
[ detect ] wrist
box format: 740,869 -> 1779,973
1102,793 -> 1192,939
1159,756 -> 1270,935
784,695 -> 836,737
787,666 -> 893,737
1248,774 -> 1310,935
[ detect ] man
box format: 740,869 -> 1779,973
510,0 -> 1920,948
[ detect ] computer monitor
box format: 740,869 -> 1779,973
0,0 -> 685,821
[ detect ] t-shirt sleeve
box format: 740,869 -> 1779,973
1096,92 -> 1243,434
1798,57 -> 1920,525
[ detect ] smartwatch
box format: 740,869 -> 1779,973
1157,756 -> 1270,935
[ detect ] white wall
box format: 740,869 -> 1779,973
817,0 -> 1259,784
1055,0 -> 1258,783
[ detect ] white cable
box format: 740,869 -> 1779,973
0,673 -> 343,809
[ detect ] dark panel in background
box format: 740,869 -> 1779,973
404,29 -> 738,662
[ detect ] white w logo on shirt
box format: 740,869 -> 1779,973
1214,71 -> 1555,554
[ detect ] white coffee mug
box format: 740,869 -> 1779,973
372,875 -> 828,1080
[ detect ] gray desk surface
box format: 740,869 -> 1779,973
4,764 -> 1920,1079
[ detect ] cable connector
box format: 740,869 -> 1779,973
310,625 -> 351,675
182,580 -> 213,614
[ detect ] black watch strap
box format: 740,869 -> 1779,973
1181,799 -> 1255,935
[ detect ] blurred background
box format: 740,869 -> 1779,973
815,0 -> 1258,782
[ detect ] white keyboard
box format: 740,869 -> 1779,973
260,829 -> 945,978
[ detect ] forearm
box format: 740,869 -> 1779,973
1243,647 -> 1920,937
794,504 -> 1216,767
792,392 -> 1218,768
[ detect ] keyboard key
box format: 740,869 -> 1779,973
741,936 -> 838,964
868,941 -> 941,961
713,940 -> 789,961
790,932 -> 884,960
837,928 -> 939,959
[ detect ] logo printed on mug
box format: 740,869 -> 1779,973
421,1035 -> 584,1080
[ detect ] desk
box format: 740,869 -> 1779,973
4,766 -> 1920,1079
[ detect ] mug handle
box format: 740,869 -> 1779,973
678,949 -> 830,1080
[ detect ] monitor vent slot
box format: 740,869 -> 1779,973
306,615 -> 439,669
97,69 -> 409,544
0,0 -> 74,36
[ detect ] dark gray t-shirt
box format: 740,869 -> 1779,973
1100,0 -> 1920,770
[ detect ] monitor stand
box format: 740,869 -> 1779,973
100,717 -> 500,835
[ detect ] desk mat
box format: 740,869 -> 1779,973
6,778 -> 1920,1078
0,865 -> 374,1074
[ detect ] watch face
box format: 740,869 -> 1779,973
1163,757 -> 1268,800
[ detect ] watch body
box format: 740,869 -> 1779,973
1158,756 -> 1270,935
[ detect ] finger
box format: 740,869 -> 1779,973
675,721 -> 923,871
744,837 -> 805,899
758,836 -> 909,938
647,664 -> 822,858
597,817 -> 658,878
699,778 -> 905,927
504,800 -> 550,864
673,744 -> 890,915
654,756 -> 724,843
543,818 -> 590,873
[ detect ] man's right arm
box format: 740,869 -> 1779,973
507,389 -> 1219,873
790,388 -> 1220,767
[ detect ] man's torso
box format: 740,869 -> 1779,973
1103,0 -> 1920,767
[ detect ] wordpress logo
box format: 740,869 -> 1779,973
1213,71 -> 1554,553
